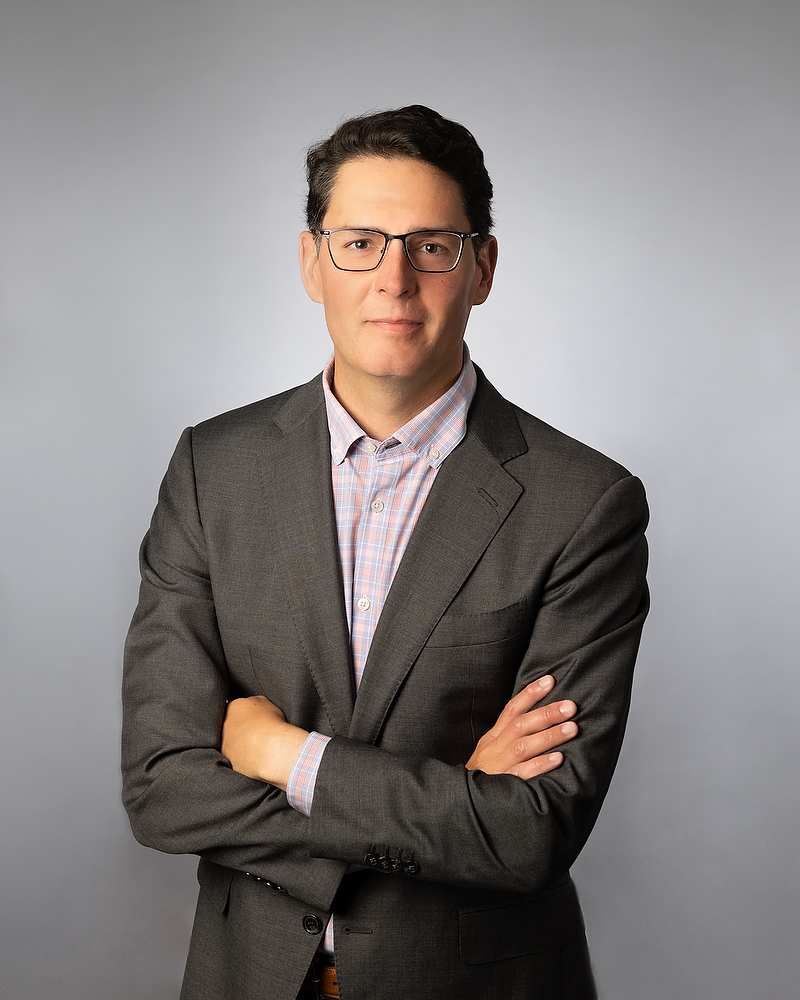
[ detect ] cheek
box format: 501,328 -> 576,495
320,282 -> 356,329
319,269 -> 372,317
434,282 -> 474,325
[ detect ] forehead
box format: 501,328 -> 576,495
324,156 -> 469,230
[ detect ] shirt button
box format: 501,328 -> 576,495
357,595 -> 371,611
366,442 -> 377,453
429,447 -> 440,460
371,499 -> 384,513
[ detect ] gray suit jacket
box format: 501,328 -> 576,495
122,367 -> 649,1000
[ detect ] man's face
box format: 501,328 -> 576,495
299,156 -> 496,400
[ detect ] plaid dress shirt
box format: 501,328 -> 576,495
285,350 -> 476,953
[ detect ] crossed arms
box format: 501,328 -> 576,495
221,675 -> 580,792
122,415 -> 649,908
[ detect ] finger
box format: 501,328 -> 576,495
507,751 -> 564,781
523,699 -> 577,734
486,700 -> 576,762
502,720 -> 579,773
483,675 -> 556,739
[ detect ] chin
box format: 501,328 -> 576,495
359,346 -> 430,380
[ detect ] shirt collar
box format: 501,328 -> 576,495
322,346 -> 477,469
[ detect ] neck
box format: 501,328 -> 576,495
331,363 -> 462,441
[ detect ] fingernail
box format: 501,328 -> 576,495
548,753 -> 561,762
559,701 -> 574,716
538,676 -> 554,689
561,722 -> 577,735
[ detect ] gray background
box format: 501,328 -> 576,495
1,1 -> 798,997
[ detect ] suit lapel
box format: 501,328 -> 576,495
348,372 -> 527,744
255,378 -> 355,737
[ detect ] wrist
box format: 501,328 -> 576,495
259,720 -> 310,791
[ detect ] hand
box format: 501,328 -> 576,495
221,695 -> 309,791
466,675 -> 578,780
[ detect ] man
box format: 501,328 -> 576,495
122,106 -> 649,1000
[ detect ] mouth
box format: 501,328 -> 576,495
366,318 -> 423,331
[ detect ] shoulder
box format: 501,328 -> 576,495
159,376 -> 326,496
187,375 -> 325,453
511,404 -> 633,484
513,403 -> 647,524
471,366 -> 646,516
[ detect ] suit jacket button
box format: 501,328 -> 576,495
364,852 -> 379,866
302,915 -> 323,934
403,860 -> 420,875
389,858 -> 403,872
378,855 -> 391,870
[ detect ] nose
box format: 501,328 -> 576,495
374,237 -> 417,296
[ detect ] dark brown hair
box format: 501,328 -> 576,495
305,105 -> 494,248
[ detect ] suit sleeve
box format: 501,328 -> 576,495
121,427 -> 347,911
305,474 -> 649,894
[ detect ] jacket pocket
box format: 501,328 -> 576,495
426,595 -> 532,648
458,878 -> 584,965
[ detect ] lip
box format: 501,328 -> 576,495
366,318 -> 423,328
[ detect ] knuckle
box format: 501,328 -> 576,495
531,705 -> 552,727
509,716 -> 527,737
511,739 -> 528,760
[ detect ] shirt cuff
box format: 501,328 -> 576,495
285,731 -> 331,816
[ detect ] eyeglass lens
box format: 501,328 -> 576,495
327,230 -> 464,272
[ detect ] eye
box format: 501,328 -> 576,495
405,232 -> 462,270
408,232 -> 460,255
337,230 -> 382,252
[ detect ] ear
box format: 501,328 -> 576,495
471,235 -> 498,306
299,231 -> 324,304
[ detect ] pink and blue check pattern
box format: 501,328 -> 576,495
286,350 -> 476,815
285,350 -> 476,956
286,731 -> 330,816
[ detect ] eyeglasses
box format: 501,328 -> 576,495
315,228 -> 479,273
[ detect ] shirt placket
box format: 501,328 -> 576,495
350,443 -> 402,690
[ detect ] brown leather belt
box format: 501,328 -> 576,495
299,959 -> 339,999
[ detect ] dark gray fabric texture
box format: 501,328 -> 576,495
122,368 -> 648,1000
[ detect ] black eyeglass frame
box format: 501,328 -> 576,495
315,228 -> 480,273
